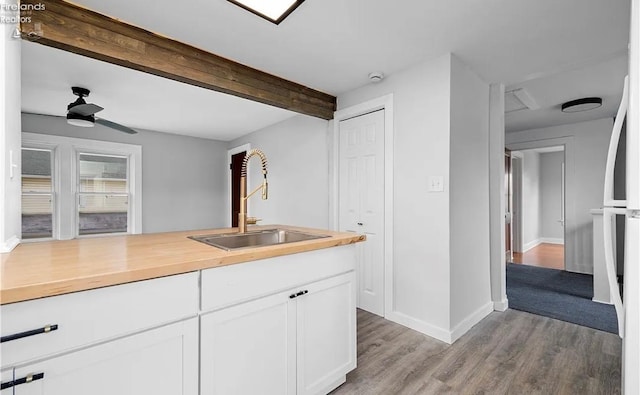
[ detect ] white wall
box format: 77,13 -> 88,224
507,118 -> 613,273
21,113 -> 229,233
338,53 -> 492,343
449,56 -> 492,333
1,7 -> 22,252
228,115 -> 330,229
521,150 -> 541,250
339,54 -> 453,338
540,151 -> 564,242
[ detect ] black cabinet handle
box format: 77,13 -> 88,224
1,324 -> 58,343
1,372 -> 45,390
357,222 -> 363,226
289,290 -> 309,299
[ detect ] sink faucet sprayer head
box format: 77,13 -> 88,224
241,149 -> 268,200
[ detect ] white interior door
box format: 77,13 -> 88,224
339,109 -> 385,316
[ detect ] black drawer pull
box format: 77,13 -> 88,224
289,290 -> 309,299
298,290 -> 309,297
1,324 -> 58,343
1,372 -> 45,390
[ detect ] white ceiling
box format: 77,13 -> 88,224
505,55 -> 628,133
21,0 -> 631,139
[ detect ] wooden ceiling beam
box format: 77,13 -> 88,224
20,0 -> 336,120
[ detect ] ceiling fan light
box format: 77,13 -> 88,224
561,97 -> 602,113
67,112 -> 95,127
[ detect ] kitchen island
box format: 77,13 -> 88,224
0,225 -> 365,395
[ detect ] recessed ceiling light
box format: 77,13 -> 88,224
227,0 -> 305,24
561,97 -> 603,113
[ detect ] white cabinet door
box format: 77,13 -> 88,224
13,318 -> 198,395
296,272 -> 356,395
200,289 -> 297,395
1,369 -> 14,395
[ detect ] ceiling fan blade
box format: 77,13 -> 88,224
68,103 -> 104,116
95,118 -> 138,134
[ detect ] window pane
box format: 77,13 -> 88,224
78,153 -> 129,236
22,149 -> 52,192
22,148 -> 53,239
79,154 -> 127,193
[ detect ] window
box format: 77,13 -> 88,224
21,133 -> 142,241
78,153 -> 129,235
21,148 -> 54,239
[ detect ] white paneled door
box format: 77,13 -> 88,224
339,109 -> 385,316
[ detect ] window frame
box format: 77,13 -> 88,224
22,133 -> 142,240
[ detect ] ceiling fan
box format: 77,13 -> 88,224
66,87 -> 138,134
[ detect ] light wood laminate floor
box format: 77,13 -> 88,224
332,309 -> 621,395
512,243 -> 565,270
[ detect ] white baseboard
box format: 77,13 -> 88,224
540,237 -> 564,245
592,297 -> 613,305
450,302 -> 494,343
385,311 -> 452,344
523,239 -> 542,252
386,302 -> 495,345
0,236 -> 20,253
523,238 -> 564,252
493,299 -> 509,312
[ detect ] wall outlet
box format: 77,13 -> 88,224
428,176 -> 444,192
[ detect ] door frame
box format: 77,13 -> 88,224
226,143 -> 251,228
505,149 -> 513,262
511,152 -> 524,253
330,94 -> 394,317
506,138 -> 573,272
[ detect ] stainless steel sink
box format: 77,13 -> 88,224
188,228 -> 329,251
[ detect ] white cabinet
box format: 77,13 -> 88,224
2,244 -> 358,395
1,369 -> 13,395
0,273 -> 199,395
200,271 -> 356,395
1,273 -> 199,368
200,289 -> 297,395
11,319 -> 198,395
296,273 -> 356,395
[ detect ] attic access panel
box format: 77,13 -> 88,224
227,0 -> 305,24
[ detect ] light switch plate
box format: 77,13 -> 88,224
428,176 -> 444,192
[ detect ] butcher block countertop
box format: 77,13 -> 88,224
0,225 -> 365,305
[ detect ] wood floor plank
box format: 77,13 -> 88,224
512,243 -> 564,269
331,309 -> 621,395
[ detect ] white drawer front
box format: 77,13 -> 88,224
201,245 -> 356,313
1,272 -> 199,368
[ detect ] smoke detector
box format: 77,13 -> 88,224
368,72 -> 384,83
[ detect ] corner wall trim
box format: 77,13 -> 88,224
493,299 -> 509,312
523,239 -> 542,252
450,302 -> 494,343
0,236 -> 20,253
540,237 -> 564,245
385,311 -> 453,344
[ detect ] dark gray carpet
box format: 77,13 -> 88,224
506,263 -> 618,334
